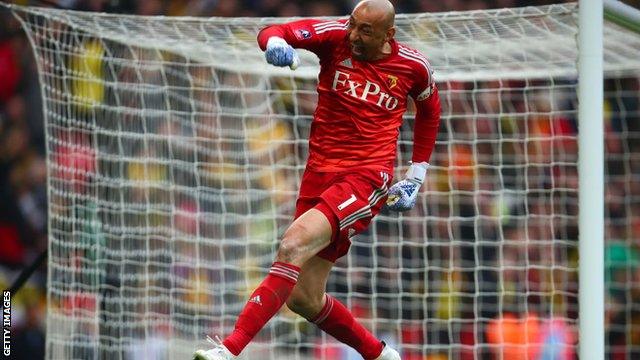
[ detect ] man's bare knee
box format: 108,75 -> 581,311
276,223 -> 316,265
276,243 -> 300,265
276,232 -> 306,266
276,209 -> 332,266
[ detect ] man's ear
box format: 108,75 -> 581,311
385,27 -> 396,42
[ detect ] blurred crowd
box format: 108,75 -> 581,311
1,0 -> 640,359
2,0 -> 577,17
5,0 -> 638,17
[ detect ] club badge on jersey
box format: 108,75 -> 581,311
387,75 -> 398,89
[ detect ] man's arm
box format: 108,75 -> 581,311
411,85 -> 441,164
387,85 -> 441,212
257,19 -> 347,68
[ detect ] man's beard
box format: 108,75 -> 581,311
351,42 -> 368,61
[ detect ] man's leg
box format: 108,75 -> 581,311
285,255 -> 333,318
287,256 -> 385,360
221,208 -> 332,356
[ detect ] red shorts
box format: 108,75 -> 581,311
294,167 -> 392,262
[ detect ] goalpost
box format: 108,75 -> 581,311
4,1 -> 640,359
577,1 -> 604,359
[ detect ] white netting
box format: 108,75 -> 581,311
6,2 -> 640,359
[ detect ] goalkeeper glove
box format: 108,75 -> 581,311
386,162 -> 428,212
264,37 -> 299,70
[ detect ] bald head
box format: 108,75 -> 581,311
353,0 -> 395,29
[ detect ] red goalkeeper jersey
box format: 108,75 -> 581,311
258,19 -> 441,173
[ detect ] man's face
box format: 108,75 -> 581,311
347,9 -> 389,61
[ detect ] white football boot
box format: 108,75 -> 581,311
375,342 -> 401,360
193,336 -> 236,360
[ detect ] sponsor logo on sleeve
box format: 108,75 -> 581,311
296,29 -> 312,40
416,84 -> 434,101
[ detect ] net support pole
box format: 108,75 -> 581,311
578,0 -> 604,358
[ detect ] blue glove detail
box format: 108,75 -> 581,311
401,183 -> 415,197
264,37 -> 299,69
386,179 -> 420,212
386,162 -> 429,212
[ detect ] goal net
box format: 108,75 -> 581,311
7,2 -> 640,359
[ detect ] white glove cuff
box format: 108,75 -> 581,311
267,36 -> 288,48
405,162 -> 429,185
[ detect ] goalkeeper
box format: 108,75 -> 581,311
195,0 -> 440,359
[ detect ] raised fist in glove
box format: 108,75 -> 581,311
386,162 -> 428,212
264,37 -> 299,69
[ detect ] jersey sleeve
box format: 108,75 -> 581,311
412,84 -> 441,163
407,54 -> 435,102
402,49 -> 440,163
257,18 -> 348,59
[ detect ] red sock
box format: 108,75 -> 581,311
311,294 -> 384,360
222,262 -> 300,356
